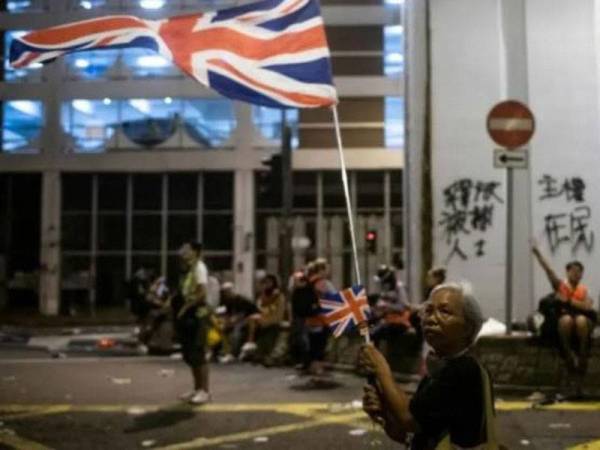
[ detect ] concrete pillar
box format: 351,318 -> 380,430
233,169 -> 256,299
39,171 -> 61,315
233,103 -> 256,299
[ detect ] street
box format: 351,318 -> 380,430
1,350 -> 600,450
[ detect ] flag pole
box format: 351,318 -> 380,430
331,105 -> 371,344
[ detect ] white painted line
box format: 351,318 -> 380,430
488,118 -> 533,131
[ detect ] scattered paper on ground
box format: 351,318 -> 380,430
349,429 -> 367,436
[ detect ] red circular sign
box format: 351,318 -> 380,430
486,100 -> 535,149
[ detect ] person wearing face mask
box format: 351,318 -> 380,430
359,282 -> 500,450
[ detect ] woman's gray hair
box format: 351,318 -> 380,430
429,281 -> 485,346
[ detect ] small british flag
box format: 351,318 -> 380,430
319,285 -> 370,338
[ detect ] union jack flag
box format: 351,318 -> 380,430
319,285 -> 370,338
9,0 -> 337,109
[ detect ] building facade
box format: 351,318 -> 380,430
0,0 -> 404,314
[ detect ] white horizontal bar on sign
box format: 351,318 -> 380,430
298,122 -> 384,130
488,118 -> 533,131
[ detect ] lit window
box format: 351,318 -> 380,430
252,106 -> 299,149
385,97 -> 404,149
140,0 -> 165,9
62,99 -> 117,153
65,50 -> 119,80
6,0 -> 45,12
2,100 -> 44,153
384,0 -> 405,4
123,48 -> 178,79
183,99 -> 237,149
3,30 -> 43,82
384,25 -> 404,76
78,0 -> 106,9
122,98 -> 180,148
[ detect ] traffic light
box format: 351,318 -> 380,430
366,230 -> 377,254
259,153 -> 283,203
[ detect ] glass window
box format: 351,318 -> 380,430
62,174 -> 92,211
323,171 -> 345,209
2,100 -> 43,153
384,25 -> 404,76
168,215 -> 196,250
3,31 -> 44,82
132,214 -> 161,250
95,255 -> 126,307
122,98 -> 180,148
65,50 -> 119,80
204,173 -> 233,210
252,106 -> 299,148
123,48 -> 179,79
183,99 -> 236,149
7,0 -> 47,13
75,0 -> 107,10
62,215 -> 91,251
203,215 -> 233,250
357,172 -> 384,208
293,172 -> 317,209
391,171 -> 403,207
168,173 -> 197,211
97,214 -> 126,250
62,99 -> 117,152
133,174 -> 162,210
98,174 -> 127,211
385,97 -> 404,148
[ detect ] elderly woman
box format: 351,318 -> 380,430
359,282 -> 498,450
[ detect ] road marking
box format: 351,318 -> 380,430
567,439 -> 600,450
155,411 -> 366,450
0,430 -> 52,450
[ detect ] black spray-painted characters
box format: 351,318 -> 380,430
538,174 -> 586,203
440,178 -> 503,263
539,174 -> 594,255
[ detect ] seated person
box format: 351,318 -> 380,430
240,274 -> 285,362
371,265 -> 412,348
219,282 -> 258,362
139,272 -> 171,344
360,282 -> 500,449
532,244 -> 597,394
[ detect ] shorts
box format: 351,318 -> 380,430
176,311 -> 208,368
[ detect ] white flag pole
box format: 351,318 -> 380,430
331,105 -> 371,344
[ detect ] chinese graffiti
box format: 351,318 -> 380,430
439,179 -> 504,264
539,174 -> 594,254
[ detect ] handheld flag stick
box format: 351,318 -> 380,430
331,105 -> 371,344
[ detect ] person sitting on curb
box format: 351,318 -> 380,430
239,274 -> 285,362
359,282 -> 501,449
532,243 -> 597,396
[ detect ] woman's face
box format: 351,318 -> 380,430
421,289 -> 469,356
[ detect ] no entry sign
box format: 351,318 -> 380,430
486,100 -> 535,149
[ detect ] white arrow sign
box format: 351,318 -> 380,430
494,148 -> 528,169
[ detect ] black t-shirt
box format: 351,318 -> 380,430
409,354 -> 488,450
226,295 -> 258,317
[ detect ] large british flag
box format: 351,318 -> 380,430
9,0 -> 337,109
319,285 -> 370,338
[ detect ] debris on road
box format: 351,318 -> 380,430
109,377 -> 132,385
349,429 -> 367,436
253,436 -> 269,443
141,439 -> 156,447
548,423 -> 571,429
520,439 -> 531,446
127,407 -> 147,416
158,369 -> 175,378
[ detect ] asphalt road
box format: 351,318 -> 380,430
1,350 -> 599,450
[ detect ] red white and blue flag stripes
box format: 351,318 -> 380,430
9,0 -> 338,109
319,285 -> 370,338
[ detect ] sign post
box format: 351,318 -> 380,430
487,100 -> 535,335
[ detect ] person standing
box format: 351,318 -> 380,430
176,241 -> 211,405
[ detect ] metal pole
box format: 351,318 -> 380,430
505,167 -> 513,335
280,111 -> 293,293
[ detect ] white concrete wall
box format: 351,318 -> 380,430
430,0 -> 600,320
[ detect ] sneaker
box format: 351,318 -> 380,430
189,390 -> 211,405
218,354 -> 235,364
179,390 -> 196,401
241,342 -> 257,352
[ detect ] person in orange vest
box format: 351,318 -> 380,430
532,243 -> 596,393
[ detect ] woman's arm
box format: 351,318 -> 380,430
532,245 -> 561,291
359,345 -> 418,434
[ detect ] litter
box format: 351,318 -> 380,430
253,437 -> 269,443
109,377 -> 132,385
127,407 -> 146,416
548,423 -> 571,429
351,400 -> 363,410
285,374 -> 298,381
349,429 -> 367,436
158,369 -> 175,378
526,391 -> 545,402
2,376 -> 16,383
520,440 -> 531,446
170,353 -> 183,360
141,439 -> 156,447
